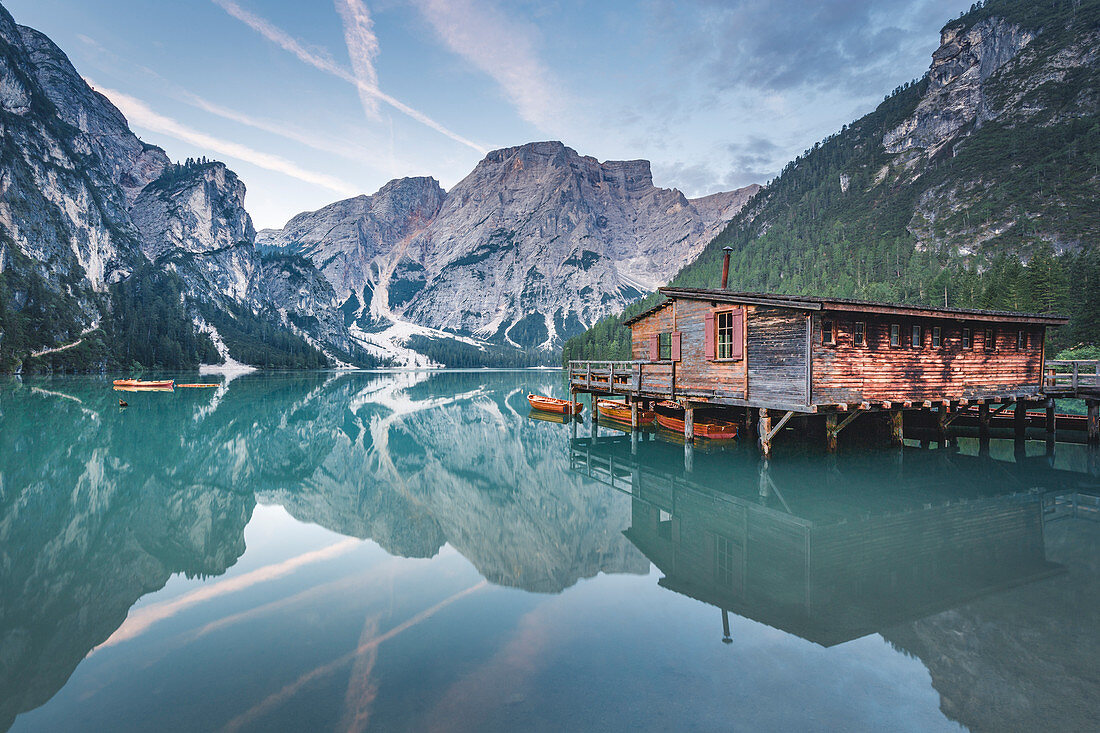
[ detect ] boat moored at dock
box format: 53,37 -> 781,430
528,394 -> 583,415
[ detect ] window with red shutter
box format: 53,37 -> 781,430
648,334 -> 659,361
704,313 -> 715,359
671,332 -> 681,361
731,309 -> 744,359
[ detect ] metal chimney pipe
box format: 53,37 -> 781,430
720,246 -> 733,289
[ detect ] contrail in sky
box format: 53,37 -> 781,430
93,83 -> 359,196
335,0 -> 382,120
211,0 -> 488,154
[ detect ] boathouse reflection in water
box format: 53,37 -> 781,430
569,435 -> 1092,646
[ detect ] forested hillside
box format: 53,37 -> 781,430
565,0 -> 1100,363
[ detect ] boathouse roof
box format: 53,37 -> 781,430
622,288 -> 1070,327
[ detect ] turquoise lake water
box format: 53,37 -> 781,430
1,370 -> 1098,732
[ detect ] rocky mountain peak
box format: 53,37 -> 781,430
132,162 -> 255,261
257,139 -> 758,358
15,23 -> 169,204
884,16 -> 1035,154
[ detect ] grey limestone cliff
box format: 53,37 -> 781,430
260,142 -> 759,352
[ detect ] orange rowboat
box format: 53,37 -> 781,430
113,379 -> 174,388
527,393 -> 583,415
654,404 -> 739,440
596,399 -> 655,427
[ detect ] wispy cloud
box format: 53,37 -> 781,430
179,91 -> 405,178
92,83 -> 359,196
210,0 -> 488,154
409,0 -> 568,133
335,0 -> 381,120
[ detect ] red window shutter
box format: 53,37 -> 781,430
649,334 -> 660,361
671,331 -> 682,362
704,313 -> 716,359
731,309 -> 744,359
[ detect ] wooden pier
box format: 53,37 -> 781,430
569,283 -> 1086,455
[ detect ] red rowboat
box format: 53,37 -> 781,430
654,403 -> 739,440
596,399 -> 655,427
113,379 -> 174,388
528,393 -> 583,415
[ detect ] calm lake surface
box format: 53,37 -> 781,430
2,370 -> 1098,732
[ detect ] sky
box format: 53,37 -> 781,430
6,0 -> 974,229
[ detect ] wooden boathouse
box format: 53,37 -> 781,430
568,276 -> 1092,454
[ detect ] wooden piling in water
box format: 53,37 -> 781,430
1088,399 -> 1099,446
889,410 -> 904,447
1014,400 -> 1027,442
824,413 -> 837,453
759,409 -> 773,458
684,406 -> 695,442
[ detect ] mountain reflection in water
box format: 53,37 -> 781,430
1,370 -> 1098,732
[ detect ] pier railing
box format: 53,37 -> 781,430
567,360 -> 672,395
1044,360 -> 1100,394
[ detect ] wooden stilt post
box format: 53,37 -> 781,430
979,403 -> 990,440
684,405 -> 695,443
937,404 -> 948,445
684,441 -> 694,473
759,409 -> 773,458
631,428 -> 638,456
890,410 -> 904,447
1046,399 -> 1056,443
1014,399 -> 1027,442
1088,399 -> 1100,446
825,413 -> 837,453
630,397 -> 639,430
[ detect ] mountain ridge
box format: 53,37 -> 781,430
259,140 -> 758,359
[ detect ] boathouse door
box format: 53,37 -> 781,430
746,306 -> 809,406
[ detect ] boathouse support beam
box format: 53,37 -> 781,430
630,397 -> 639,430
764,411 -> 795,444
684,406 -> 695,443
825,410 -> 863,452
1046,400 -> 1056,441
1088,399 -> 1099,446
1014,400 -> 1027,441
979,403 -> 990,440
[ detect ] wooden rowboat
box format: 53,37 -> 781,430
527,393 -> 583,415
596,399 -> 655,427
113,379 -> 174,388
654,404 -> 739,440
114,385 -> 174,393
